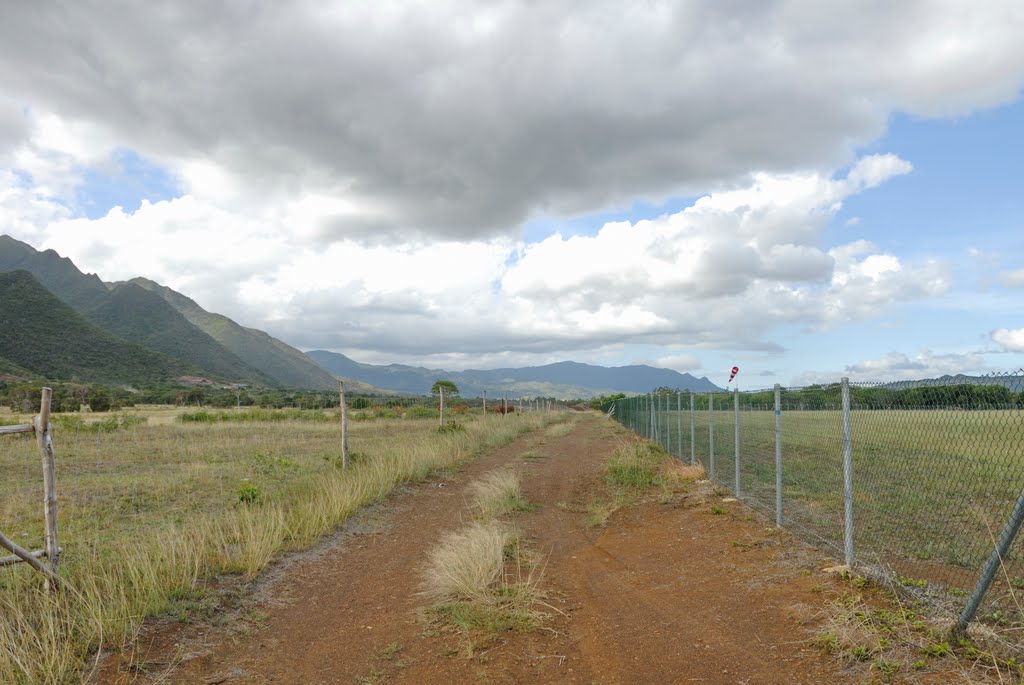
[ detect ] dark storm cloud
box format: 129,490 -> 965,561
2,1 -> 1022,241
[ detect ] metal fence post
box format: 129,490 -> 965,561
676,392 -> 682,460
690,393 -> 695,465
648,394 -> 654,440
841,377 -> 854,567
665,393 -> 671,454
734,387 -> 740,497
774,383 -> 782,528
958,485 -> 1024,631
709,392 -> 715,481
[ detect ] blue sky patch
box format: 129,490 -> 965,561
76,149 -> 181,219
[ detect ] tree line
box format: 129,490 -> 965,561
607,383 -> 1024,411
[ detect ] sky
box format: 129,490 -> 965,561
2,1 -> 1024,389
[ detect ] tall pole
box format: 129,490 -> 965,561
439,386 -> 445,428
841,377 -> 854,566
690,393 -> 695,465
36,387 -> 59,585
774,384 -> 782,528
734,387 -> 740,497
709,393 -> 715,480
339,381 -> 348,469
676,392 -> 682,458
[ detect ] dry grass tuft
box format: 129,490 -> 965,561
421,521 -> 512,605
661,461 -> 706,483
544,420 -> 576,438
421,522 -> 545,633
468,469 -> 527,520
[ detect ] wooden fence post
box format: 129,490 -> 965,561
439,387 -> 445,427
339,381 -> 348,469
0,387 -> 62,590
35,388 -> 59,588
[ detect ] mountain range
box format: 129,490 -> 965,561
0,235 -> 721,397
306,349 -> 721,398
0,235 -> 337,389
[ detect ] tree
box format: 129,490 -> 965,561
432,380 -> 458,428
431,380 -> 459,398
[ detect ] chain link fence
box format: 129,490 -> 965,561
606,371 -> 1024,629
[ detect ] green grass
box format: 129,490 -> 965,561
619,406 -> 1024,614
605,442 -> 664,489
0,408 -> 565,683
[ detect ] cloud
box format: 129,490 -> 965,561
998,269 -> 1024,288
992,328 -> 1024,352
796,349 -> 988,384
12,153 -> 947,366
654,354 -> 702,372
1,2 -> 1022,240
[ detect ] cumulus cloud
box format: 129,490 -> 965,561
797,349 -> 988,384
998,269 -> 1024,288
654,354 -> 702,373
1,2 -> 1023,240
10,153 -> 948,365
992,328 -> 1024,352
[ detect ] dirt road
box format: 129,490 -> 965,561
98,415 -> 855,684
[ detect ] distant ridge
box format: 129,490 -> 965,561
90,282 -> 276,385
0,270 -> 192,384
130,278 -> 339,390
306,349 -> 722,399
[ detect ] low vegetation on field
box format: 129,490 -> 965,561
0,408 -> 562,684
573,440 -> 704,527
635,404 -> 1024,614
811,569 -> 1024,684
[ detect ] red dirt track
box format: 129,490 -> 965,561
98,415 -> 861,684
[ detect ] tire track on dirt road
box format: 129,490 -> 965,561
96,420 -> 562,685
99,415 -> 853,684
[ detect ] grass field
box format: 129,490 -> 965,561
0,407 -> 563,684
616,402 -> 1024,608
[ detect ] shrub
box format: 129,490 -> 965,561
237,480 -> 262,504
438,419 -> 465,434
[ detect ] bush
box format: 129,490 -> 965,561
407,406 -> 436,419
53,413 -> 147,433
438,419 -> 465,434
237,480 -> 262,504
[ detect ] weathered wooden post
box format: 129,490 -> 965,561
339,381 -> 349,469
439,386 -> 445,427
36,388 -> 59,576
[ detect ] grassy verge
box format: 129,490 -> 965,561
580,440 -> 704,526
0,409 -> 565,684
812,571 -> 1024,683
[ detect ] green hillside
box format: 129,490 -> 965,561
0,271 -> 194,385
131,278 -> 339,390
91,282 -> 277,385
0,236 -> 331,388
0,235 -> 111,312
0,355 -> 33,379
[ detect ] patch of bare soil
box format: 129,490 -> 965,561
94,416 -> 971,685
